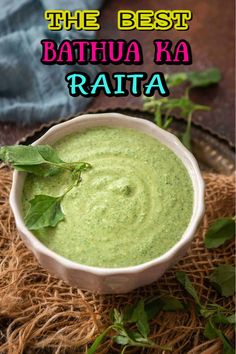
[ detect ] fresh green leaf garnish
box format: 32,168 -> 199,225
0,144 -> 92,230
176,271 -> 201,305
24,195 -> 64,230
204,318 -> 235,354
204,217 -> 235,249
13,164 -> 61,177
209,264 -> 235,297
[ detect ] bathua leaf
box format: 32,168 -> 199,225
162,96 -> 210,119
36,145 -> 64,164
112,308 -> 124,326
25,195 -> 64,230
212,312 -> 236,325
165,68 -> 221,89
204,319 -> 235,354
161,297 -> 185,311
181,128 -> 191,150
137,296 -> 185,323
204,318 -> 219,340
87,327 -> 112,354
165,72 -> 188,88
176,271 -> 201,305
209,264 -> 235,297
225,314 -> 236,324
187,68 -> 221,88
144,298 -> 163,320
0,145 -> 65,176
129,299 -> 150,338
204,218 -> 235,249
0,145 -> 45,166
13,164 -> 61,177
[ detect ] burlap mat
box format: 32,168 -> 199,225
0,166 -> 235,354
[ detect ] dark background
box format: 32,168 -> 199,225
0,0 -> 235,146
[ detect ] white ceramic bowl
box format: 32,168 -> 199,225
10,113 -> 204,294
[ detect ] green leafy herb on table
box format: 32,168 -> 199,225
143,68 -> 221,150
176,271 -> 235,353
0,145 -> 91,230
88,296 -> 185,354
209,264 -> 235,297
204,217 -> 235,249
204,317 -> 235,354
165,68 -> 221,89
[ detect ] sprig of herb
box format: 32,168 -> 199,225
0,145 -> 91,176
204,217 -> 235,249
165,68 -> 221,89
143,68 -> 221,150
88,295 -> 185,353
176,271 -> 235,353
0,145 -> 91,230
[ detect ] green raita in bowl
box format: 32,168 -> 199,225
22,126 -> 193,268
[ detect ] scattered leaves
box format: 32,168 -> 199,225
204,217 -> 235,249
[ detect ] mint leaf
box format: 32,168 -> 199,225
187,68 -> 221,88
209,264 -> 235,297
176,271 -> 201,305
25,195 -> 64,230
204,218 -> 235,249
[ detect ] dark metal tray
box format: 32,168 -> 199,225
19,108 -> 235,176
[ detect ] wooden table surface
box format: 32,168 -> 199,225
0,0 -> 234,146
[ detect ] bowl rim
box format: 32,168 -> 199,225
10,112 -> 205,276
